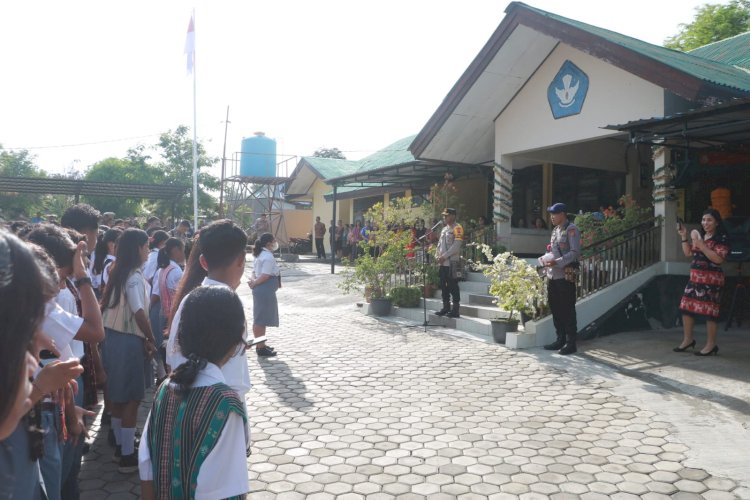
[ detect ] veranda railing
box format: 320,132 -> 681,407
576,218 -> 662,299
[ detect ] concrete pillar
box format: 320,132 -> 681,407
493,156 -> 513,249
652,146 -> 679,262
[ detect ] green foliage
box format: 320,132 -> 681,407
422,173 -> 463,222
313,147 -> 346,159
389,286 -> 421,307
574,195 -> 653,257
477,246 -> 546,322
665,0 -> 750,51
83,157 -> 164,216
152,125 -> 220,219
338,197 -> 418,299
0,148 -> 48,218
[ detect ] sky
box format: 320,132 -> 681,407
0,0 -> 728,179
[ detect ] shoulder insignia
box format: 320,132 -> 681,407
567,227 -> 577,238
453,224 -> 464,240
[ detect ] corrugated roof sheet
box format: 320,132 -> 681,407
299,156 -> 359,180
689,31 -> 750,71
515,2 -> 750,92
356,135 -> 418,172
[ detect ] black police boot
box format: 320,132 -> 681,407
544,333 -> 565,351
558,331 -> 577,355
435,301 -> 450,316
447,303 -> 461,318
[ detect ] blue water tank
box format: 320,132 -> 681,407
240,132 -> 276,177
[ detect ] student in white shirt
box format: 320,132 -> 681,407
139,286 -> 249,500
92,228 -> 122,295
149,238 -> 184,380
142,230 -> 169,286
0,232 -> 85,500
166,220 -> 250,404
23,225 -> 105,500
248,233 -> 281,357
100,229 -> 156,474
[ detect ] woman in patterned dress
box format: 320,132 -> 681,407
675,209 -> 729,356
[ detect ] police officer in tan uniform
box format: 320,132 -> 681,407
435,208 -> 464,318
541,203 -> 581,355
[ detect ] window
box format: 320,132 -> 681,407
552,165 -> 625,214
511,165 -> 543,228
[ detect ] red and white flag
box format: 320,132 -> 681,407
184,14 -> 195,74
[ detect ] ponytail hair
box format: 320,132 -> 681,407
253,233 -> 274,257
170,286 -> 245,395
149,230 -> 169,250
93,228 -> 122,275
157,238 -> 184,269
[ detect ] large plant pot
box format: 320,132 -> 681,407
370,298 -> 392,316
423,284 -> 436,298
491,319 -> 519,344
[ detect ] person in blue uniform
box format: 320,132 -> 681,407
540,203 -> 580,355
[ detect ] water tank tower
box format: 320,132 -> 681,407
240,132 -> 277,177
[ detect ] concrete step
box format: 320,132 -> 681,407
467,293 -> 496,307
389,305 -> 494,342
420,298 -> 508,321
464,271 -> 490,283
453,280 -> 490,295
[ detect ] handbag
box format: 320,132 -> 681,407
450,258 -> 465,281
563,261 -> 580,283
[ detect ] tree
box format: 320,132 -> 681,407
313,147 -> 347,160
153,125 -> 220,219
83,156 -> 165,217
665,0 -> 750,51
0,147 -> 48,218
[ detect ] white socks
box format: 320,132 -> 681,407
121,428 -> 136,455
111,417 -> 122,446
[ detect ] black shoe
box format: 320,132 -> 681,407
107,428 -> 116,447
118,453 -> 139,474
101,412 -> 111,426
673,340 -> 696,352
82,442 -> 90,455
256,346 -> 277,357
447,309 -> 461,318
544,339 -> 565,351
113,445 -> 121,462
695,345 -> 719,356
435,308 -> 450,317
558,343 -> 577,355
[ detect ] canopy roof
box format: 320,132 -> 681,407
607,97 -> 750,147
0,176 -> 189,199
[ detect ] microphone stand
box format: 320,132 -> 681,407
408,220 -> 443,332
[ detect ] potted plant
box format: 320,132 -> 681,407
476,245 -> 546,344
389,286 -> 422,308
419,264 -> 440,298
338,198 -> 416,316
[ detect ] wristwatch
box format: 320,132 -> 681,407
74,276 -> 93,288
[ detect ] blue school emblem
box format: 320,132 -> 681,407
547,60 -> 589,119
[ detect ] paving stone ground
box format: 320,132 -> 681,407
79,259 -> 747,499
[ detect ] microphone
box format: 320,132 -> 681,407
429,220 -> 443,232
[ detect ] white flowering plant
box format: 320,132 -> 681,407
475,244 -> 547,323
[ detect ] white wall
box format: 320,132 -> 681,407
495,43 -> 665,156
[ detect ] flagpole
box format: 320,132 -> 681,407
191,10 -> 199,231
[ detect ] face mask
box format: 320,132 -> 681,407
270,241 -> 279,251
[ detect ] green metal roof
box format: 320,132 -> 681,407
356,135 -> 418,172
689,31 -> 750,71
299,156 -> 359,180
514,2 -> 750,93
